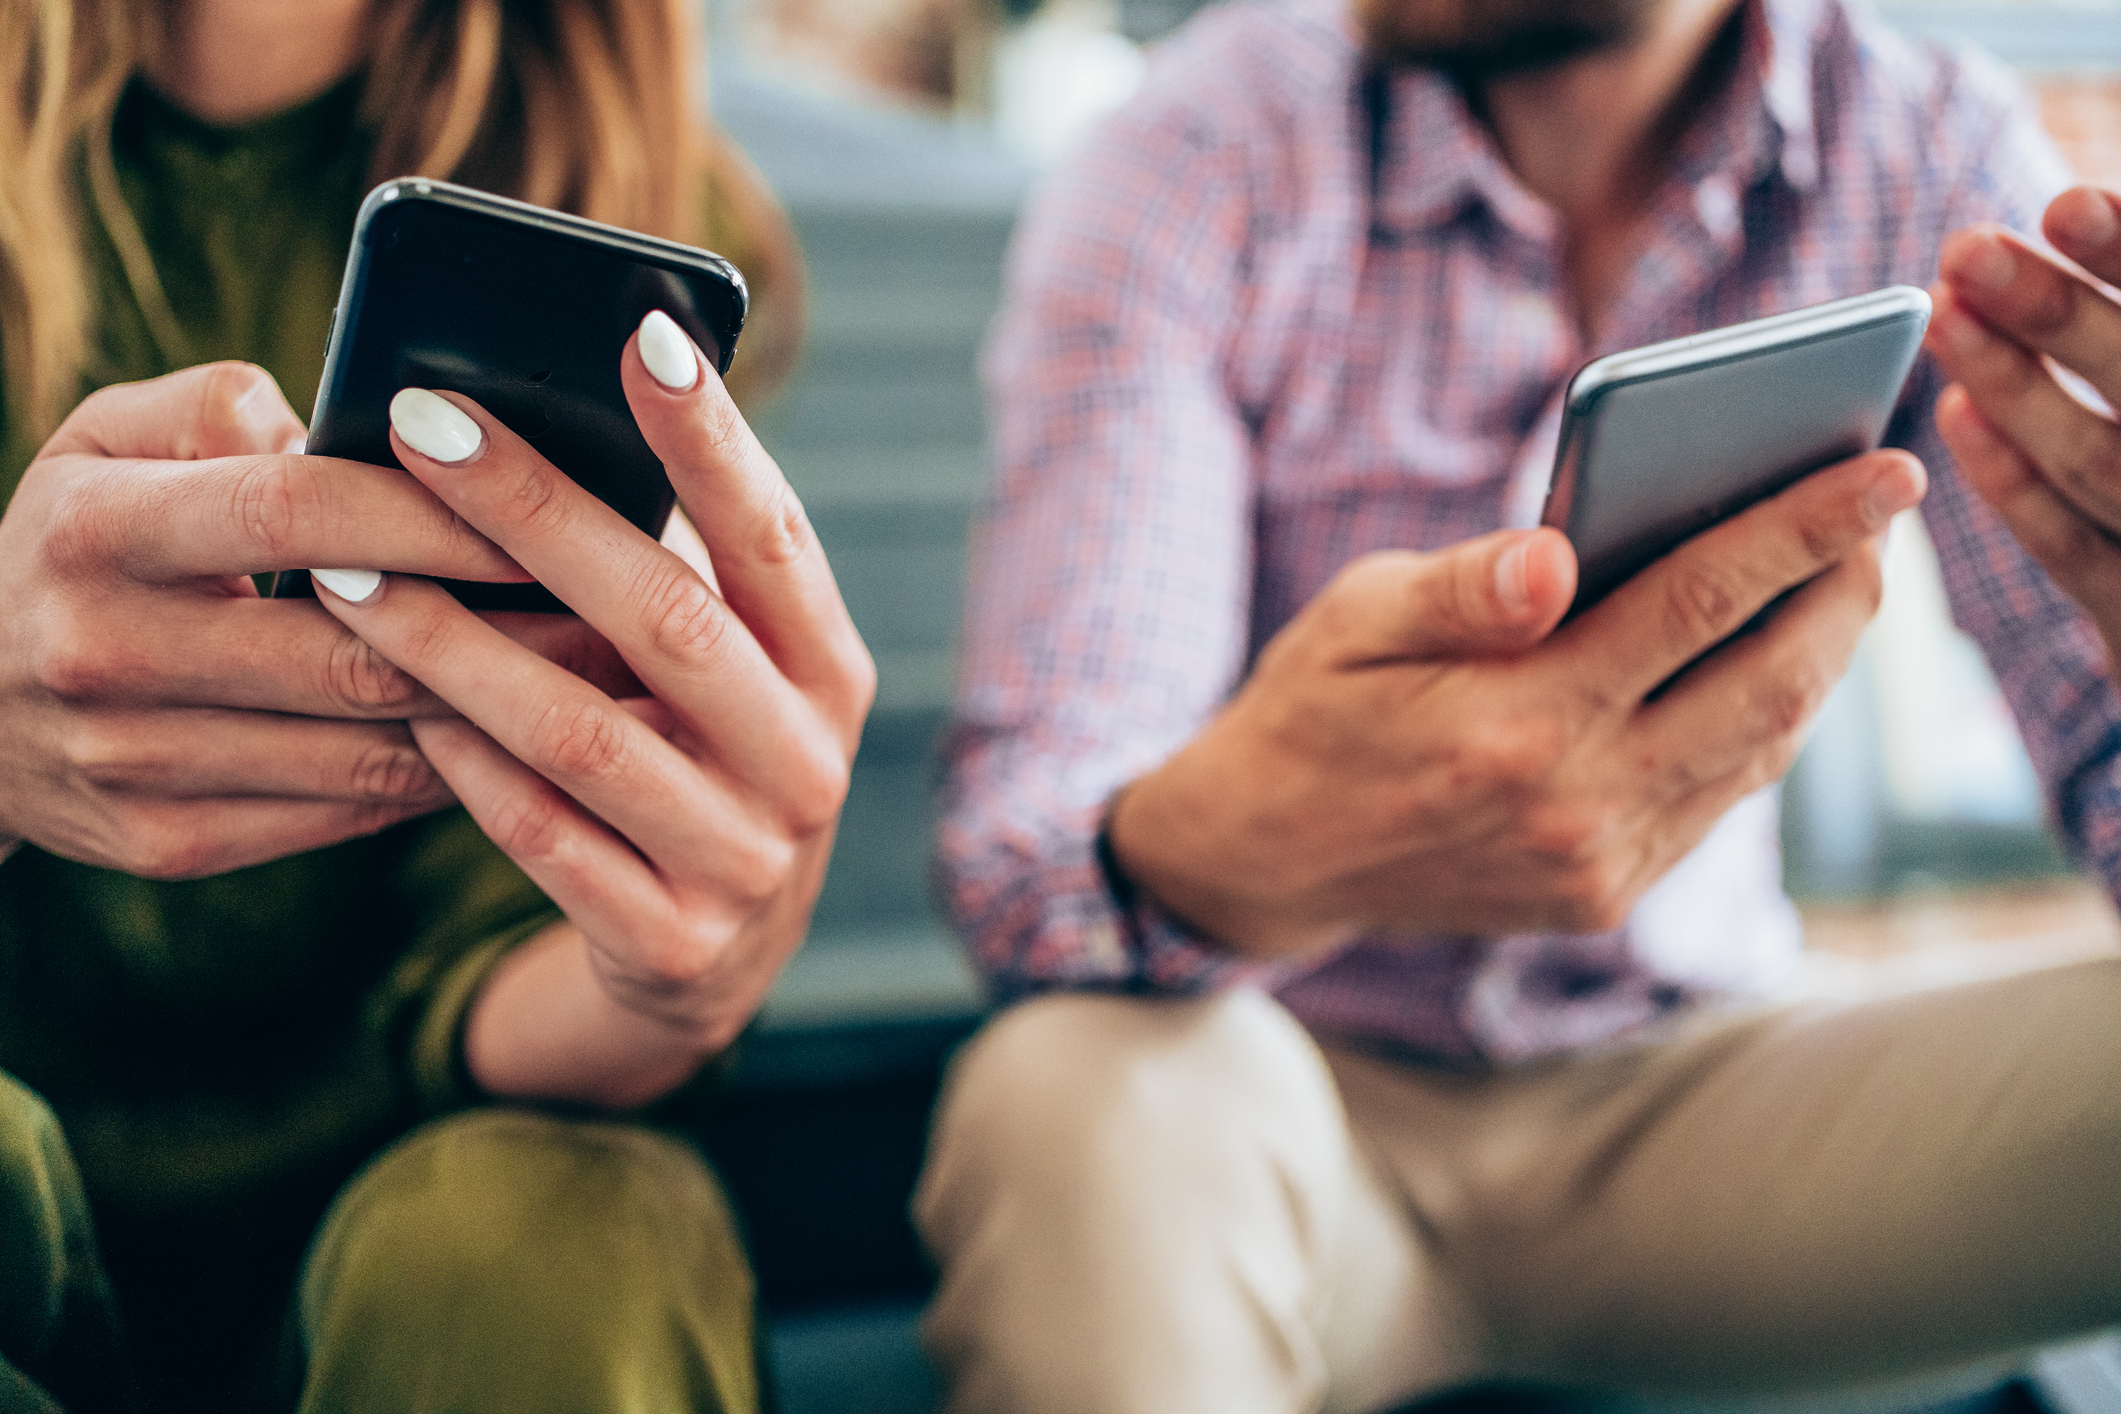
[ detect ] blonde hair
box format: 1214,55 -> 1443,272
0,0 -> 800,440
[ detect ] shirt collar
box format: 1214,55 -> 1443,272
1755,0 -> 1826,193
1367,0 -> 1829,239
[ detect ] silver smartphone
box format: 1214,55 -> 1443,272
1540,285 -> 1932,614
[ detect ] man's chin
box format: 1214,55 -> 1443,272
1359,0 -> 1649,76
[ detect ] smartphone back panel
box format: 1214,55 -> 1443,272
1544,288 -> 1930,612
278,180 -> 747,612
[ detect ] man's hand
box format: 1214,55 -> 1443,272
1107,449 -> 1925,957
1926,186 -> 2121,663
0,363 -> 620,878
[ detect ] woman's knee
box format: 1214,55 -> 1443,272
0,1072 -> 131,1414
300,1108 -> 759,1414
0,1074 -> 80,1345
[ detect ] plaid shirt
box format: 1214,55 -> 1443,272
939,0 -> 2092,1063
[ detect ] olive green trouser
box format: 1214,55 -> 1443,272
0,1075 -> 760,1414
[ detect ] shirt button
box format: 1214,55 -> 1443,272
1507,293 -> 1564,344
1695,179 -> 1740,240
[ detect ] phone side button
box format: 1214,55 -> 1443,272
323,307 -> 337,359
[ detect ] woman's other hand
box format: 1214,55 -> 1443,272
1927,185 -> 2121,661
314,313 -> 876,1108
0,363 -> 563,877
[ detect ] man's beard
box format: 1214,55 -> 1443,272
1359,0 -> 1658,76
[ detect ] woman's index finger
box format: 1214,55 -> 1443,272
620,321 -> 874,723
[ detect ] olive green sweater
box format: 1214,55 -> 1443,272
0,81 -> 560,1232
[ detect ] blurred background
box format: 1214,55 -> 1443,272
679,4 -> 2121,1410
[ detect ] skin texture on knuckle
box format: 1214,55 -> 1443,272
776,733 -> 853,837
744,484 -> 816,569
28,630 -> 121,703
1521,797 -> 1617,871
526,698 -> 630,785
1460,715 -> 1566,794
714,829 -> 802,911
57,721 -> 143,791
1650,739 -> 1717,798
1757,674 -> 1823,750
227,455 -> 314,566
486,789 -> 574,866
349,740 -> 439,804
504,460 -> 574,539
638,565 -> 733,666
321,631 -> 420,714
393,597 -> 473,682
1792,503 -> 1851,569
429,497 -> 503,578
1661,562 -> 1742,646
695,382 -> 756,468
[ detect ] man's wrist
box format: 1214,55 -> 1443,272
1103,773 -> 1271,955
1093,791 -> 1141,912
1106,767 -> 1363,960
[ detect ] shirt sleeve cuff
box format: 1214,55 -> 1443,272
1094,818 -> 1291,995
406,910 -> 562,1116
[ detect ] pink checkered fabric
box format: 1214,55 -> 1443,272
939,0 -> 2091,1063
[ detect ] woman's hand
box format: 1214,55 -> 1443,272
1927,185 -> 2121,661
312,312 -> 875,1108
0,362 -> 582,877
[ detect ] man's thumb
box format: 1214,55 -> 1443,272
1315,528 -> 1576,667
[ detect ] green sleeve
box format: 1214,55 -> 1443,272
374,810 -> 564,1116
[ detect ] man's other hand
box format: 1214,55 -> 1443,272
1105,449 -> 1925,957
1928,186 -> 2121,665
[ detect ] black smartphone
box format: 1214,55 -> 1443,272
1541,285 -> 1931,615
272,178 -> 748,612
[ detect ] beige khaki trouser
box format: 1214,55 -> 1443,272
914,961 -> 2121,1414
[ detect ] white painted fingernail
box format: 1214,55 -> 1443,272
389,388 -> 484,464
639,310 -> 700,392
312,567 -> 382,604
